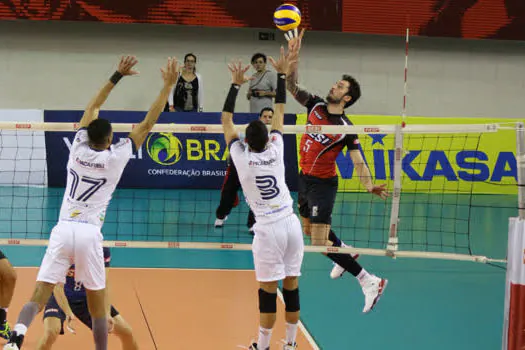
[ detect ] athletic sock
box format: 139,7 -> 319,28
257,326 -> 272,350
285,322 -> 298,345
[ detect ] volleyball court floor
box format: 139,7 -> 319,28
0,191 -> 509,349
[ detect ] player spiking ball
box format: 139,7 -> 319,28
285,28 -> 390,313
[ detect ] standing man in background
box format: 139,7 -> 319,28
247,53 -> 277,114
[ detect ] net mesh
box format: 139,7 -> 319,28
0,122 -> 514,262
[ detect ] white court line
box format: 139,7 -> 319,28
276,289 -> 321,350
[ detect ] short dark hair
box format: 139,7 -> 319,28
259,107 -> 274,117
341,75 -> 361,108
251,53 -> 267,64
87,119 -> 112,146
245,120 -> 268,152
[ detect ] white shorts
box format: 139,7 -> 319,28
252,214 -> 304,282
37,221 -> 105,290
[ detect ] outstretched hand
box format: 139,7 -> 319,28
268,46 -> 297,75
117,56 -> 139,76
228,61 -> 252,86
285,28 -> 305,56
161,57 -> 180,86
368,183 -> 390,200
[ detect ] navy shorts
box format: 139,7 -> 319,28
298,172 -> 338,225
43,295 -> 119,334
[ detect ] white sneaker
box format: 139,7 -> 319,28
329,244 -> 360,280
281,340 -> 298,349
361,275 -> 388,313
214,216 -> 228,228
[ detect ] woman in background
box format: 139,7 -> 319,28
167,53 -> 204,112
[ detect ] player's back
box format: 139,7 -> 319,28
59,128 -> 133,228
230,131 -> 293,224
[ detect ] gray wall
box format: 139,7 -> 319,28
1,20 -> 524,118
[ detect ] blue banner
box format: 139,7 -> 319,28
44,111 -> 299,190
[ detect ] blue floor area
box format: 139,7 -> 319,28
0,188 -> 512,349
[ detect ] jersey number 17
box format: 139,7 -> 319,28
69,169 -> 107,202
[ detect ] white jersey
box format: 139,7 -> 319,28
58,128 -> 133,228
229,130 -> 294,223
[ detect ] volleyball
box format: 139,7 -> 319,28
273,4 -> 301,32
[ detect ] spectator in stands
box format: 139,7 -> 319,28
166,53 -> 204,112
247,53 -> 277,114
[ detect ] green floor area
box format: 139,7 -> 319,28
0,188 -> 512,349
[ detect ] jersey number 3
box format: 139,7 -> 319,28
69,169 -> 107,202
256,175 -> 280,200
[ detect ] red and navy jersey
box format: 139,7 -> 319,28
64,247 -> 111,300
299,96 -> 360,178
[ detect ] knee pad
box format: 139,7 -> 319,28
283,288 -> 300,313
258,289 -> 277,314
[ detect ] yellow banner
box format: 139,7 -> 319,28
296,114 -> 523,194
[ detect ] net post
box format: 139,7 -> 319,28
516,122 -> 525,219
386,124 -> 403,257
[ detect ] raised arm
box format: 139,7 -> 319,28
268,46 -> 296,133
221,62 -> 252,145
79,56 -> 139,128
128,57 -> 180,149
284,29 -> 312,107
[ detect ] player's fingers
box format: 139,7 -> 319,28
299,28 -> 305,40
284,32 -> 291,41
268,56 -> 277,68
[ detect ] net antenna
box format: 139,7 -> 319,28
386,26 -> 410,257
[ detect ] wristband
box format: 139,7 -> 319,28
275,74 -> 286,104
110,71 -> 123,85
222,84 -> 240,113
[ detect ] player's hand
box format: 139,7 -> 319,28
117,56 -> 139,76
269,46 -> 297,75
285,28 -> 305,55
65,314 -> 77,334
107,317 -> 115,333
228,61 -> 252,86
368,184 -> 389,200
161,57 -> 180,87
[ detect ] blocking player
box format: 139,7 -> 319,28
215,107 -> 274,233
36,247 -> 138,350
286,29 -> 389,313
0,251 -> 17,339
221,49 -> 302,350
4,55 -> 180,350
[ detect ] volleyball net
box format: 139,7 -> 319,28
0,120 -> 518,263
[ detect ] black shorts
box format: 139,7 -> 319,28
0,250 -> 5,260
43,295 -> 119,335
298,172 -> 338,224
